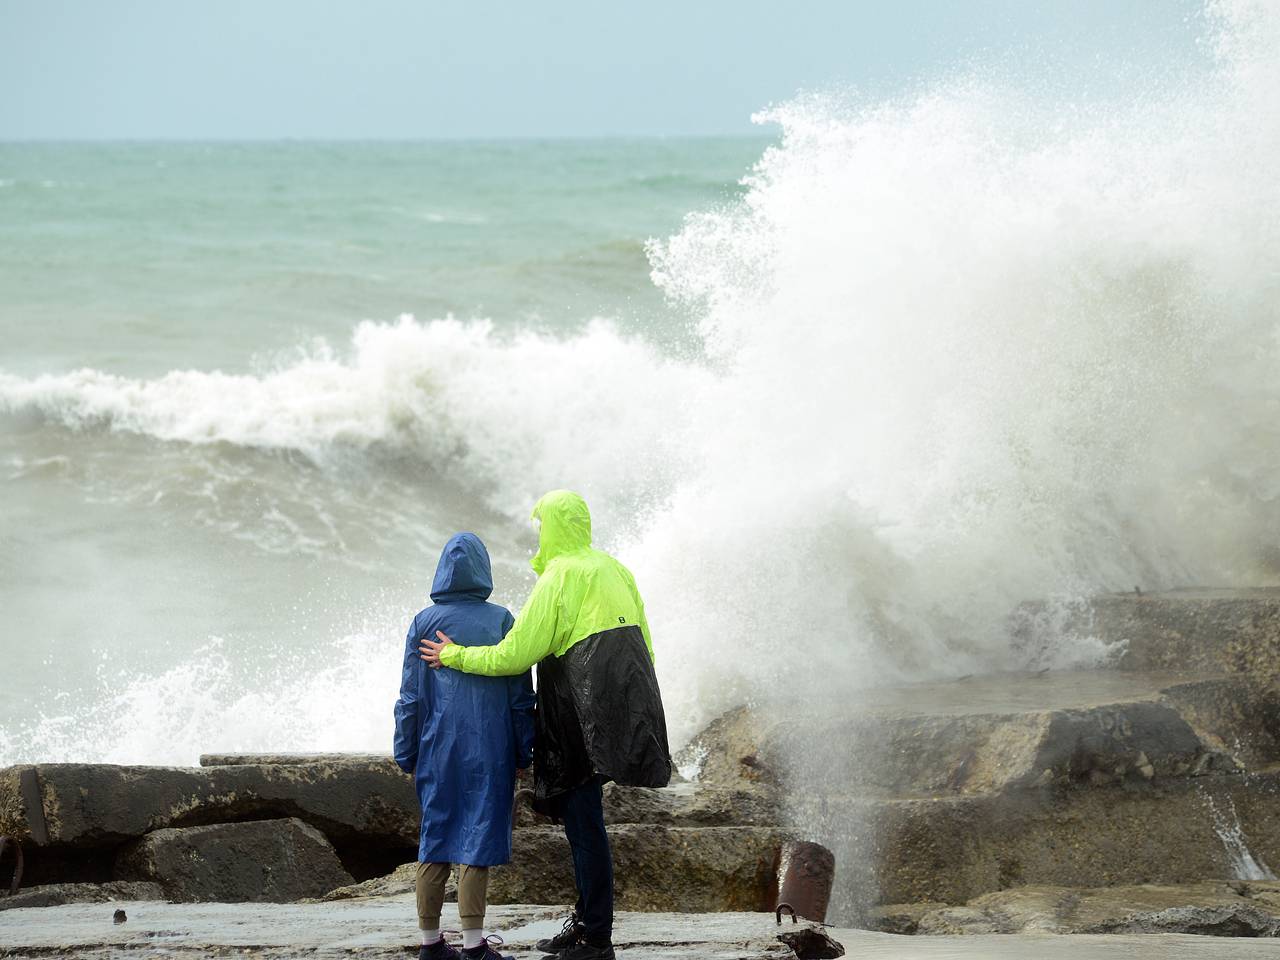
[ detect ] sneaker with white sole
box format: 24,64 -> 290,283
536,913 -> 585,954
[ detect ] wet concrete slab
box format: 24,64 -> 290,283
1,898 -> 1277,959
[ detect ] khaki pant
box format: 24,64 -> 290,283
416,862 -> 489,930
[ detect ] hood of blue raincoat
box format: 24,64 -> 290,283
530,490 -> 592,576
431,533 -> 494,603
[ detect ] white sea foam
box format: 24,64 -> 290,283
0,316 -> 713,523
3,0 -> 1280,761
0,634 -> 403,767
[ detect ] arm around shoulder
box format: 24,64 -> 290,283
442,575 -> 561,676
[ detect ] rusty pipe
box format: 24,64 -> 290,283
774,840 -> 835,925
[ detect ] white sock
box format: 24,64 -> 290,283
421,928 -> 442,945
462,928 -> 484,949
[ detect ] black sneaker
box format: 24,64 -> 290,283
536,913 -> 585,954
419,939 -> 461,960
462,935 -> 514,960
556,941 -> 615,960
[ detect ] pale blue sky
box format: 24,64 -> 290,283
2,0 -> 1206,139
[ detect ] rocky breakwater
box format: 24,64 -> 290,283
5,587 -> 1277,941
680,588 -> 1280,936
1,748 -> 793,913
0,754 -> 419,906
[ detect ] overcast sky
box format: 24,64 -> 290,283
2,0 -> 1206,139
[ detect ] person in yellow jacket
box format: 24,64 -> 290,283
420,490 -> 670,960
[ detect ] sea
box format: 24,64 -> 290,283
2,0 -> 1279,767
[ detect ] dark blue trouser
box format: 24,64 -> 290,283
556,779 -> 613,943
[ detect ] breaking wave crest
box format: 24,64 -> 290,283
0,317 -> 712,523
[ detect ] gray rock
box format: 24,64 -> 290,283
680,670 -> 1279,804
309,861 -> 462,903
673,668 -> 1280,911
864,901 -> 951,934
602,780 -> 781,826
115,818 -> 353,903
0,759 -> 417,860
861,771 -> 1280,904
489,824 -> 787,912
673,704 -> 780,788
914,905 -> 1015,935
1087,904 -> 1280,936
0,880 -> 165,910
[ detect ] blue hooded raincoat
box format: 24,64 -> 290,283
393,533 -> 536,866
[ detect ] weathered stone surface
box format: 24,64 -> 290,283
603,781 -> 781,826
1016,589 -> 1280,677
1090,904 -> 1280,936
688,671 -> 1273,801
851,772 -> 1280,904
0,880 -> 164,911
312,861 -> 421,901
908,881 -> 1280,936
772,699 -> 1211,799
199,753 -> 398,767
1161,677 -> 1280,770
488,825 -> 787,911
115,818 -> 353,903
0,759 -> 417,882
864,901 -> 953,935
674,704 -> 782,788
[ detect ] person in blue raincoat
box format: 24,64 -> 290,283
394,533 -> 536,960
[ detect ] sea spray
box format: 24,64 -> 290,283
635,0 -> 1280,738
0,633 -> 404,767
1204,791 -> 1277,881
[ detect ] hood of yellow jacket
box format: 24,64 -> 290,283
530,489 -> 592,575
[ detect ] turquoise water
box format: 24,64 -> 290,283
0,139 -> 762,377
0,138 -> 764,758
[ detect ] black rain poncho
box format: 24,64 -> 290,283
437,491 -> 671,810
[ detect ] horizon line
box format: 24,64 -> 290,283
0,132 -> 777,146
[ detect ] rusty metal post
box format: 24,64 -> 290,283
0,836 -> 23,897
774,840 -> 835,924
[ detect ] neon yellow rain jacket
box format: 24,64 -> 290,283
439,490 -> 671,807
